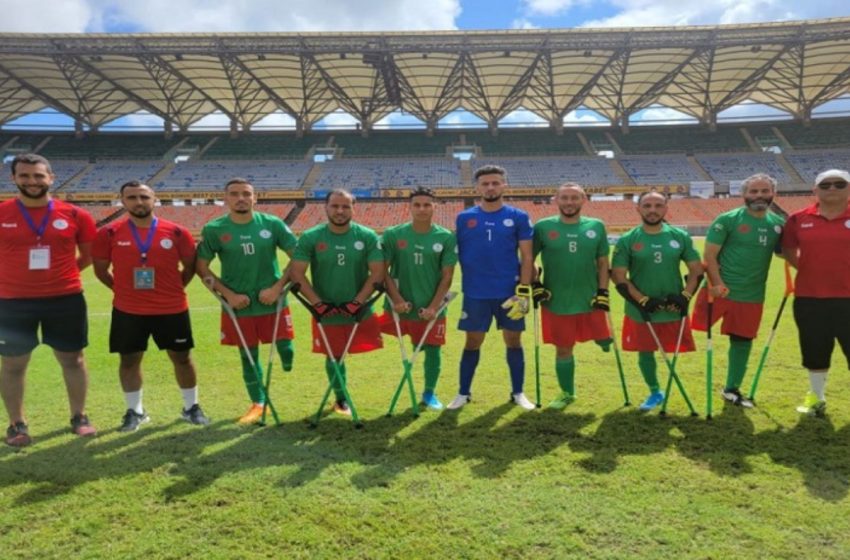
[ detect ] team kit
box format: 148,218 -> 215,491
2,153 -> 850,447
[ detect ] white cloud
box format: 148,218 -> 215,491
500,108 -> 547,126
0,0 -> 461,33
315,110 -> 359,128
522,0 -> 577,17
252,112 -> 297,130
511,18 -> 539,29
631,106 -> 697,124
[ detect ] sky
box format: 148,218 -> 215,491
0,0 -> 848,130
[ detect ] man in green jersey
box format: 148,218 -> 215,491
611,191 -> 703,411
289,189 -> 384,416
532,183 -> 612,409
691,173 -> 784,408
379,187 -> 457,410
196,179 -> 297,424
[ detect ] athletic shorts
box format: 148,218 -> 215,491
0,293 -> 88,356
110,308 -> 194,354
311,314 -> 383,357
378,312 -> 447,346
792,297 -> 850,370
220,307 -> 294,347
457,296 -> 525,333
691,288 -> 764,339
541,308 -> 610,348
621,315 -> 696,353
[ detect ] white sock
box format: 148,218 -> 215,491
808,370 -> 827,401
181,386 -> 198,410
124,390 -> 143,414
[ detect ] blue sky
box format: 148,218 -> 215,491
1,0 -> 848,130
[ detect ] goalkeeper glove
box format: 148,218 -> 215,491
531,281 -> 551,304
501,284 -> 531,320
665,291 -> 692,315
590,288 -> 610,311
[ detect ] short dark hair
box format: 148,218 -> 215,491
637,189 -> 667,203
410,186 -> 436,199
474,165 -> 507,181
119,180 -> 150,194
325,188 -> 355,204
224,177 -> 252,190
11,153 -> 52,175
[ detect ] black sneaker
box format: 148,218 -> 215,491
5,421 -> 31,447
119,409 -> 149,432
181,404 -> 211,426
721,388 -> 754,409
71,413 -> 97,437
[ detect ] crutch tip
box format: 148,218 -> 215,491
658,411 -> 668,418
623,402 -> 631,407
354,422 -> 364,430
385,413 -> 393,418
690,412 -> 699,417
706,415 -> 713,421
308,422 -> 317,429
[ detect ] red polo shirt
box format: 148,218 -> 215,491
782,203 -> 850,298
0,198 -> 96,299
93,217 -> 195,315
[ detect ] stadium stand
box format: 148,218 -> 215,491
154,160 -> 312,191
34,133 -> 181,159
150,205 -> 229,235
695,153 -> 793,185
618,155 -> 704,185
63,160 -> 168,192
312,158 -> 462,190
464,129 -> 587,156
333,131 -> 457,156
610,125 -> 751,154
83,204 -> 123,223
784,149 -> 850,183
476,156 -> 622,186
774,195 -> 815,215
776,119 -> 850,149
289,200 -> 463,233
200,133 -> 322,159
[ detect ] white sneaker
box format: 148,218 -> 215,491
446,394 -> 470,410
511,392 -> 535,411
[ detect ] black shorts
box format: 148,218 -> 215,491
0,293 -> 88,356
109,308 -> 194,354
792,297 -> 850,371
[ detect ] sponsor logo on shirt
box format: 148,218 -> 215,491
484,221 -> 495,226
503,218 -> 514,227
160,238 -> 173,249
117,241 -> 132,246
259,229 -> 272,239
713,224 -> 724,231
354,241 -> 365,251
415,244 -> 424,250
801,222 -> 814,229
1,223 -> 17,228
335,245 -> 346,250
432,243 -> 443,252
53,219 -> 69,230
240,235 -> 252,240
175,338 -> 187,343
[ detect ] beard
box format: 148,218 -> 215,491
745,197 -> 773,211
559,207 -> 580,218
329,215 -> 351,227
641,214 -> 664,226
17,184 -> 49,200
128,207 -> 152,219
483,194 -> 502,203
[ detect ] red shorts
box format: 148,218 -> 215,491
311,314 -> 383,357
621,315 -> 696,353
691,288 -> 764,339
220,307 -> 294,346
378,312 -> 447,346
541,308 -> 610,348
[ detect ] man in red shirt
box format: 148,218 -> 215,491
0,153 -> 97,447
782,169 -> 850,417
93,181 -> 209,431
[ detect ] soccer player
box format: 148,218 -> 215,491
782,169 -> 850,417
196,178 -> 297,424
379,187 -> 457,410
691,173 -> 784,408
447,165 -> 535,411
93,181 -> 209,431
288,189 -> 384,416
0,153 -> 97,447
533,183 -> 612,409
611,191 -> 702,411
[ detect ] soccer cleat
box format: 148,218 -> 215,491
238,403 -> 266,424
332,400 -> 352,417
119,409 -> 150,432
5,421 -> 31,447
70,414 -> 97,437
548,391 -> 576,410
421,391 -> 444,411
721,388 -> 754,409
446,394 -> 471,410
181,404 -> 211,426
639,391 -> 665,411
511,392 -> 535,411
796,392 -> 826,417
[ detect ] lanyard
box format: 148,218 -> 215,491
15,199 -> 53,242
128,218 -> 158,265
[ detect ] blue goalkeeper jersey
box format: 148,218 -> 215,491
456,204 -> 533,299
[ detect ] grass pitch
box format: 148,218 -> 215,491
2,245 -> 850,559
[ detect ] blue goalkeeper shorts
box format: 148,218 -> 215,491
458,296 -> 525,333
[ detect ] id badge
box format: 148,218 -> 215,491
29,246 -> 50,270
133,267 -> 155,290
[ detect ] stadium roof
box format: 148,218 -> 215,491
0,17 -> 848,132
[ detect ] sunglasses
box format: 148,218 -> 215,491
817,180 -> 848,190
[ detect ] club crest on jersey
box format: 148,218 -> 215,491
432,242 -> 443,252
632,242 -> 644,251
774,225 -> 782,234
397,239 -> 408,249
548,230 -> 558,240
466,219 -> 477,228
503,218 -> 514,227
586,230 -> 597,239
354,241 -> 365,251
220,233 -> 232,243
845,219 -> 850,229
737,224 -> 751,234
52,219 -> 69,230
259,229 -> 272,239
316,242 -> 328,252
160,238 -> 173,249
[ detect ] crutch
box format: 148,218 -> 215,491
204,277 -> 280,425
748,260 -> 794,402
649,314 -> 698,417
386,291 -> 458,417
604,311 -> 631,406
533,299 -> 542,408
704,278 -> 716,420
261,284 -> 292,426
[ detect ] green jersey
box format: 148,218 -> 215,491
197,212 -> 296,317
612,223 -> 700,323
533,216 -> 608,315
705,207 -> 784,303
381,223 -> 458,320
292,222 -> 383,325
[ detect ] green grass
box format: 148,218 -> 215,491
2,243 -> 850,559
